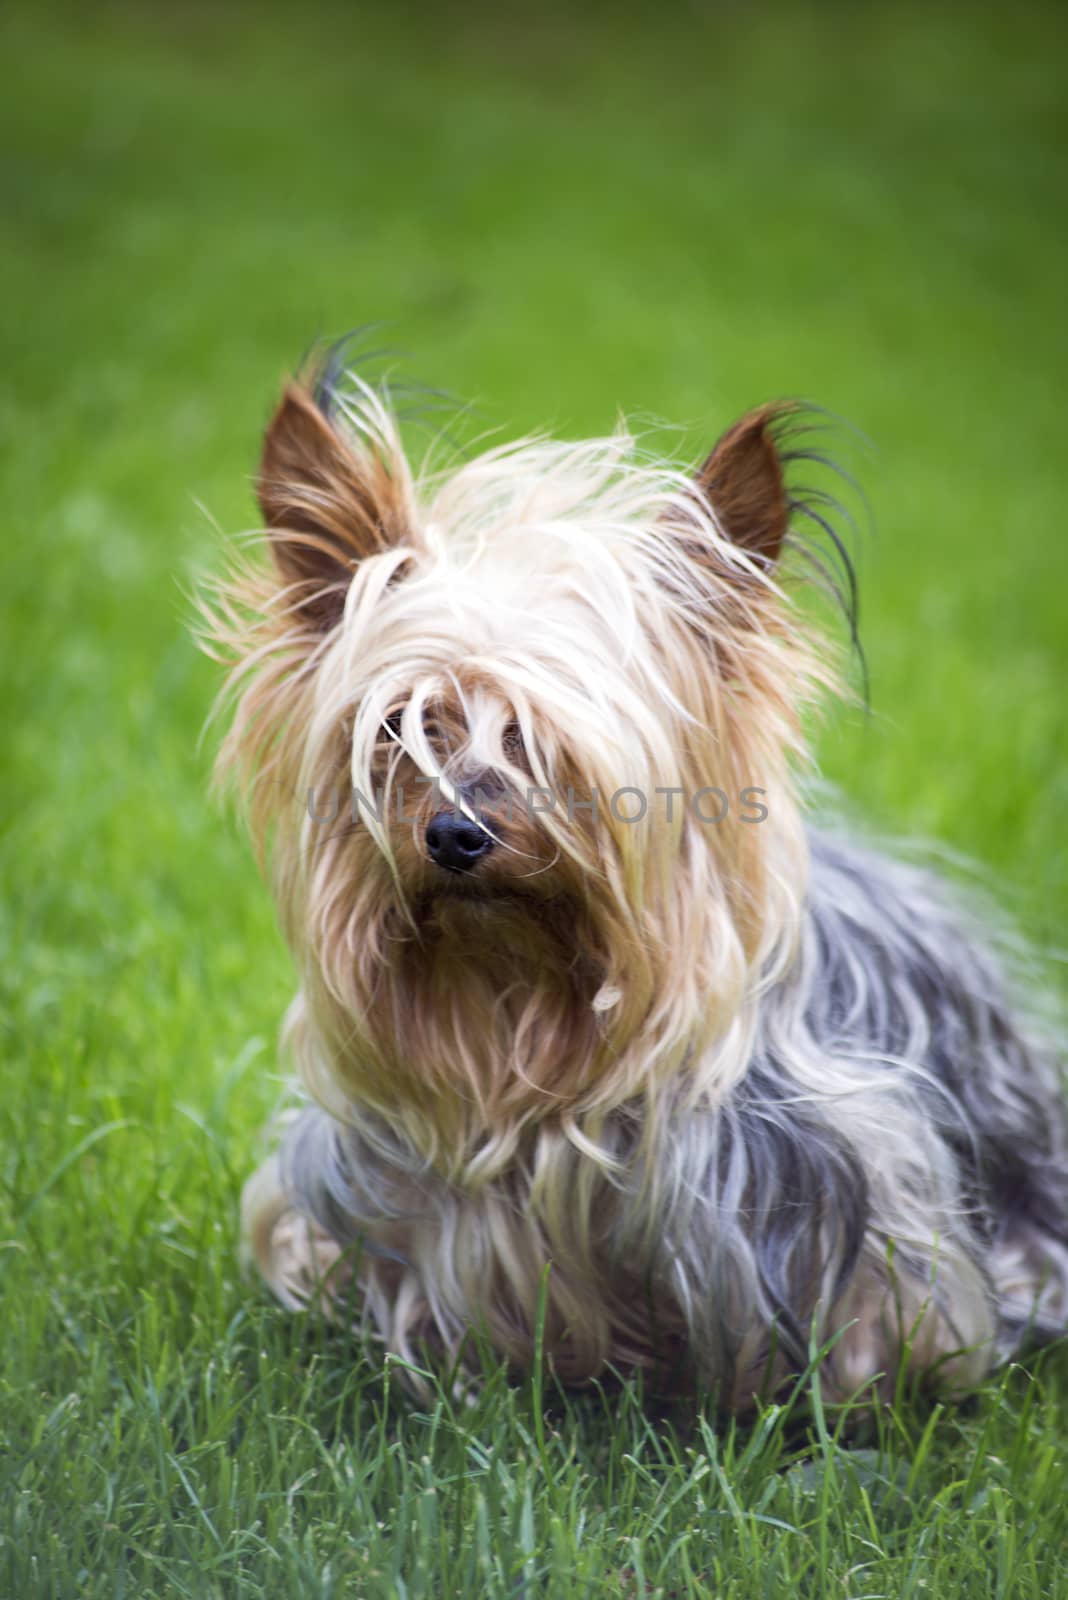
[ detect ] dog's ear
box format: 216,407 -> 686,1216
694,404 -> 793,567
257,380 -> 409,630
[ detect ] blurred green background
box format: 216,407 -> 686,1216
2,2 -> 1067,1593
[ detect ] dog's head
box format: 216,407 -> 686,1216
207,360 -> 839,1171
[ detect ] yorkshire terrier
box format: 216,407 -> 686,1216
206,351 -> 1068,1410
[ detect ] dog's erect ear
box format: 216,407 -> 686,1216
694,404 -> 793,567
257,381 -> 408,630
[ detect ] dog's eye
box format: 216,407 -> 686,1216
502,721 -> 526,764
381,708 -> 445,745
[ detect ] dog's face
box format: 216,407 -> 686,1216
210,368 -> 829,1163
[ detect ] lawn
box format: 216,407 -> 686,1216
2,1 -> 1067,1595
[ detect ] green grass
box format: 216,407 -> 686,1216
3,2 -> 1068,1594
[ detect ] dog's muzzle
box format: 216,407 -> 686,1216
425,808 -> 495,873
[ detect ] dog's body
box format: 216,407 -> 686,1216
208,359 -> 1068,1408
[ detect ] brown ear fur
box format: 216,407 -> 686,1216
257,381 -> 408,630
695,403 -> 795,566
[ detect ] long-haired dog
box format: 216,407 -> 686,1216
205,352 -> 1068,1409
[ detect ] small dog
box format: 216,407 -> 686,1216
206,351 -> 1068,1409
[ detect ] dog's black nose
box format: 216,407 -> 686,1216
425,809 -> 494,872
